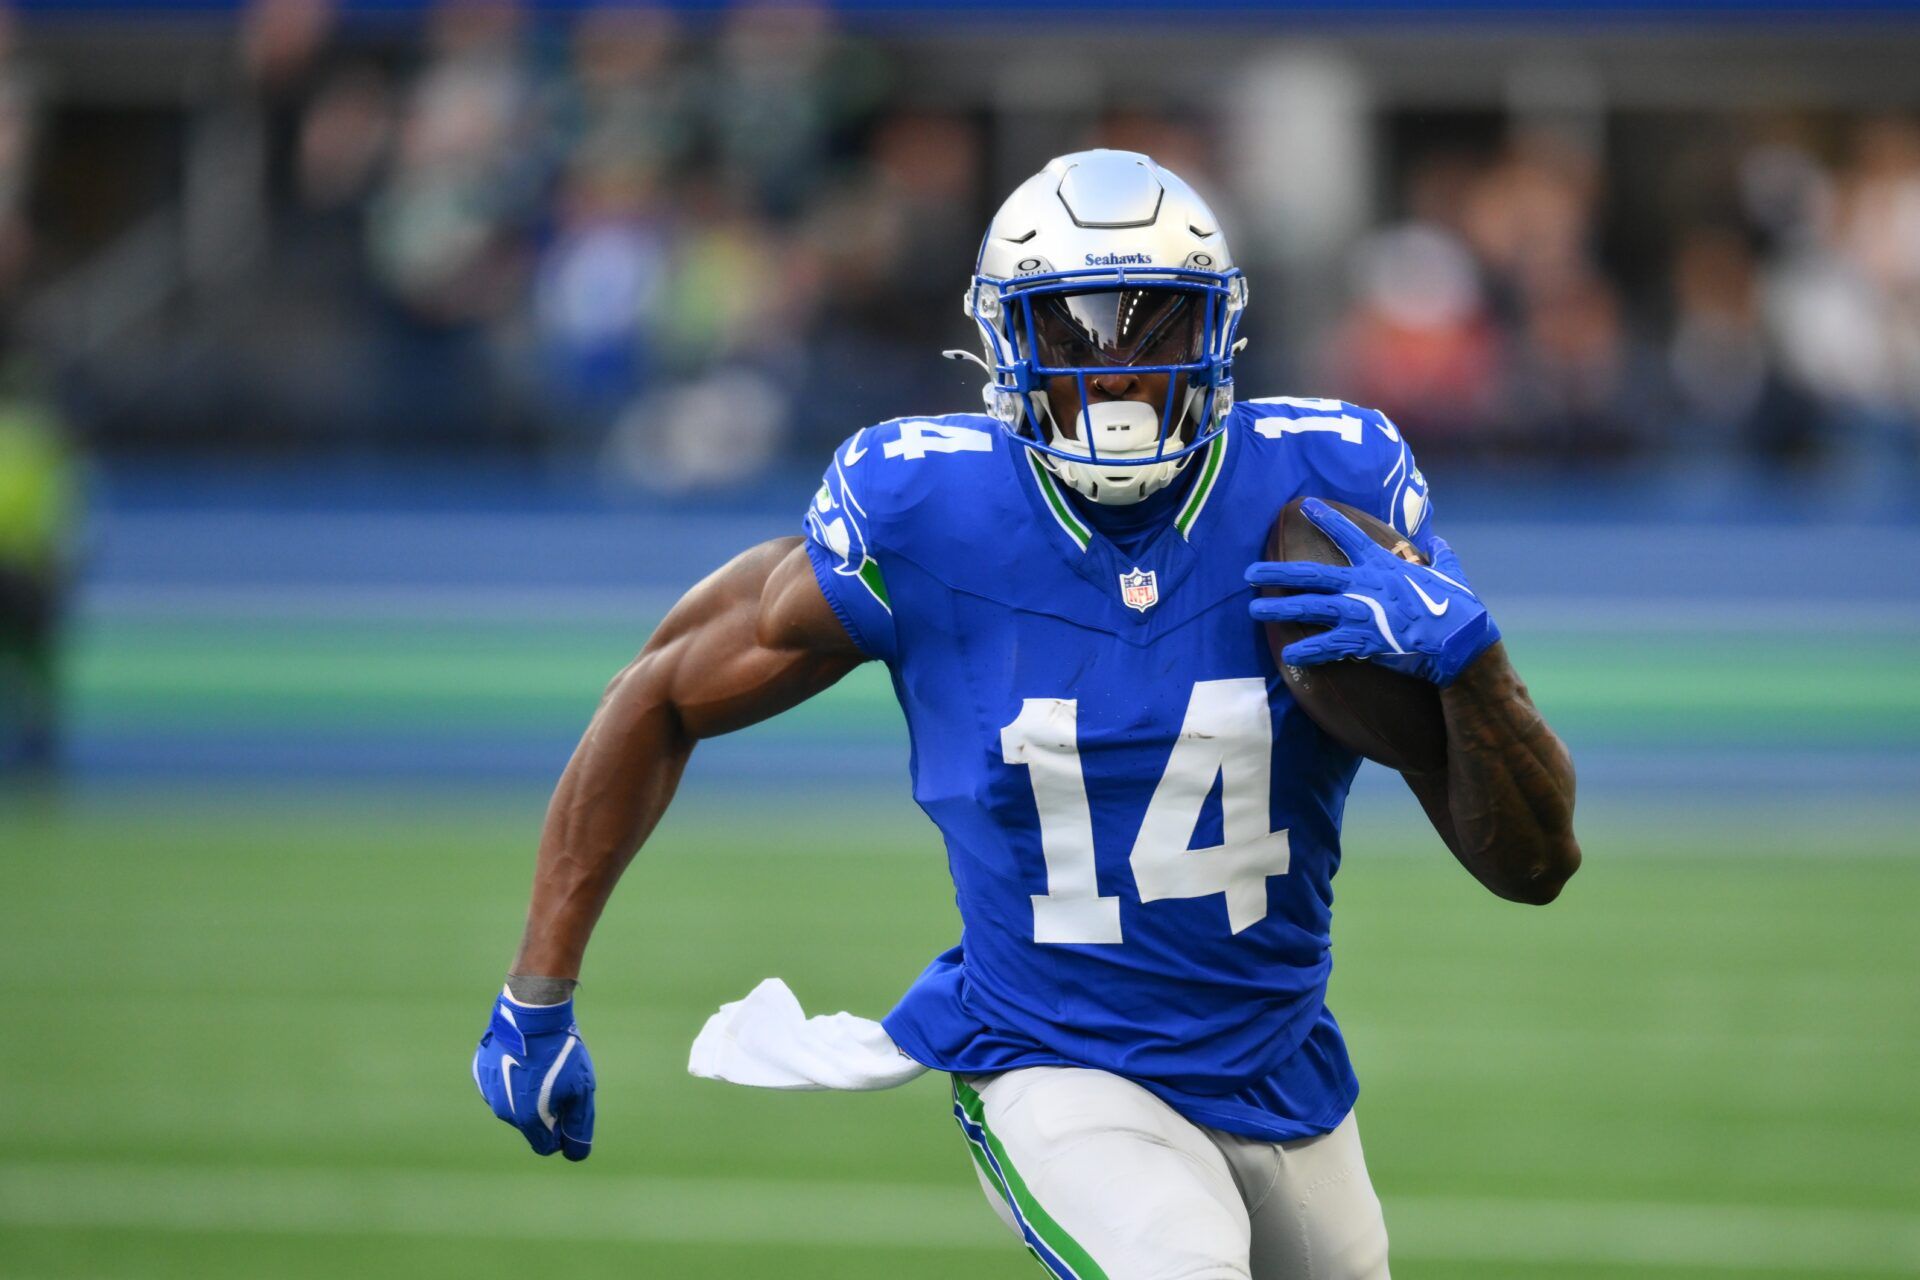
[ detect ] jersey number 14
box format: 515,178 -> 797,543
1000,678 -> 1292,945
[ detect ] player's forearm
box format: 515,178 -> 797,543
1430,642 -> 1581,904
512,658 -> 694,980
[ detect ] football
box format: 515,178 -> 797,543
1261,498 -> 1449,773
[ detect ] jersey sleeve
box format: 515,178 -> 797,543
1354,409 -> 1440,562
1248,398 -> 1439,560
803,437 -> 899,663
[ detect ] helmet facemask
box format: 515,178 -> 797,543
967,266 -> 1246,508
1023,288 -> 1205,505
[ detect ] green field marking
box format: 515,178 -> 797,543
62,616 -> 1920,744
1503,633 -> 1920,739
66,617 -> 904,736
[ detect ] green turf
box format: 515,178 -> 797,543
2,792 -> 1917,1278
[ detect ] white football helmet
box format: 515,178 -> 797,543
959,149 -> 1247,505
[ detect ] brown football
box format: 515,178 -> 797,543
1261,497 -> 1448,773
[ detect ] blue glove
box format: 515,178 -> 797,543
472,989 -> 595,1161
1247,497 -> 1500,687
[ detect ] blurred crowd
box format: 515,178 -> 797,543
0,0 -> 1918,489
1329,119 -> 1920,471
3,0 -> 1918,770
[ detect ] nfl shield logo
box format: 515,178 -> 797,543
1119,566 -> 1159,613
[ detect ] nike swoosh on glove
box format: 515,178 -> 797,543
473,990 -> 595,1161
1245,497 -> 1500,687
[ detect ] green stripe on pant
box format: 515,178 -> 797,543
952,1075 -> 1111,1280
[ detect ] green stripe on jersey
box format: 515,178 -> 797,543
1175,429 -> 1228,539
953,1077 -> 1110,1280
1026,451 -> 1093,552
856,558 -> 890,610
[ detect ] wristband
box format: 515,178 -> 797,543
505,973 -> 578,1006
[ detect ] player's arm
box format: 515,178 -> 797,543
1400,643 -> 1580,905
1248,498 -> 1579,906
472,537 -> 864,1159
512,536 -> 863,981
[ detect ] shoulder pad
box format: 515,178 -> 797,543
821,413 -> 1006,521
1233,396 -> 1429,537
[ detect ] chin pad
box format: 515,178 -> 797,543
1069,400 -> 1165,460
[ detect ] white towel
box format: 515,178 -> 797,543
687,977 -> 929,1092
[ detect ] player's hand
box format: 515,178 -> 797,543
472,989 -> 596,1161
1245,497 -> 1500,687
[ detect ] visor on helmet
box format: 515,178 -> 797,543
1024,289 -> 1205,370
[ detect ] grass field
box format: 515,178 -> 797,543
3,789 -> 1917,1279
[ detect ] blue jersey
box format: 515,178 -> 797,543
803,398 -> 1439,1142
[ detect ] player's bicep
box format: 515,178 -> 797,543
631,538 -> 864,742
758,537 -> 869,657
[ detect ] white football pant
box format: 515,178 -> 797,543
955,1067 -> 1390,1280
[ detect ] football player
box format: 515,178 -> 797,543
473,150 -> 1580,1280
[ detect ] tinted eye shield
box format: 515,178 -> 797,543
1028,290 -> 1204,368
972,265 -> 1246,468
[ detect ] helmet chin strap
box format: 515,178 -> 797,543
1030,393 -> 1197,506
